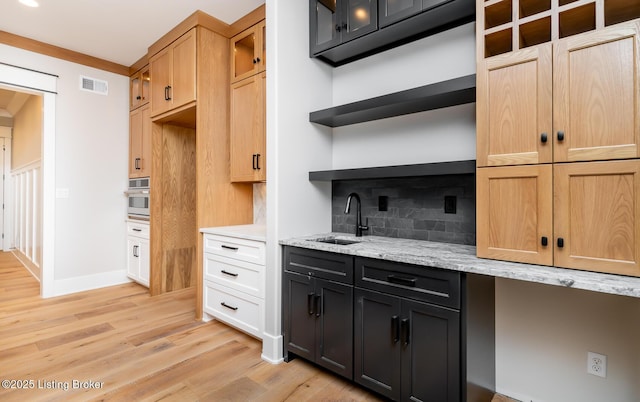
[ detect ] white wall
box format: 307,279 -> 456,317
263,0 -> 334,362
496,279 -> 640,402
331,22 -> 476,169
0,44 -> 130,296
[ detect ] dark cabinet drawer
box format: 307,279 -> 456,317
284,246 -> 354,284
355,257 -> 460,309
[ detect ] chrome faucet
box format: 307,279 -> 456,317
344,192 -> 369,237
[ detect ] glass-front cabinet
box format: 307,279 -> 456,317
231,21 -> 266,83
310,0 -> 378,55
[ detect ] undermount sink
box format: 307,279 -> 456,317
309,237 -> 360,246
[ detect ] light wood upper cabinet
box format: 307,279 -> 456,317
150,28 -> 197,118
230,72 -> 266,182
129,105 -> 151,178
130,65 -> 150,111
554,21 -> 640,162
231,21 -> 266,83
554,160 -> 640,277
476,165 -> 553,266
477,44 -> 553,167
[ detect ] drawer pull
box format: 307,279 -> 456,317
387,275 -> 417,287
221,245 -> 239,251
391,315 -> 400,343
220,302 -> 238,311
221,270 -> 239,277
132,228 -> 142,232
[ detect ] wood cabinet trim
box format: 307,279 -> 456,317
0,30 -> 129,76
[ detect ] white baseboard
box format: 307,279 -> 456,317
47,270 -> 131,298
261,331 -> 284,364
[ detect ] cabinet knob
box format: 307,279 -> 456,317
255,57 -> 261,63
136,95 -> 141,100
541,133 -> 548,143
335,23 -> 342,32
557,131 -> 565,141
541,236 -> 548,246
557,237 -> 565,248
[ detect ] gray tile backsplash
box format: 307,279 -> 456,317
332,174 -> 475,245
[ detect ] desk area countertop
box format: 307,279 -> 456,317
280,233 -> 640,299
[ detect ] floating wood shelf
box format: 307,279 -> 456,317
308,160 -> 476,181
309,75 -> 476,128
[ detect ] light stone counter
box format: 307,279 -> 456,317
280,232 -> 640,299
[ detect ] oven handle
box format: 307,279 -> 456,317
124,189 -> 150,195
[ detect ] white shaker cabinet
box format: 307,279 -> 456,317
126,220 -> 150,287
201,225 -> 266,339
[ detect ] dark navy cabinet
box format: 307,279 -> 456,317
309,0 -> 474,66
283,247 -> 354,379
282,246 -> 496,402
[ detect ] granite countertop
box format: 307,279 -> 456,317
200,224 -> 266,242
280,232 -> 640,299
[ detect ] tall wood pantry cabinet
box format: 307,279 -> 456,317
476,2 -> 640,277
230,20 -> 267,183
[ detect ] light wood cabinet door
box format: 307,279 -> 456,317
554,21 -> 640,162
231,21 -> 266,83
477,44 -> 553,167
149,29 -> 196,117
129,105 -> 151,178
230,73 -> 266,182
171,29 -> 197,108
130,66 -> 150,110
476,165 -> 553,265
554,160 -> 640,276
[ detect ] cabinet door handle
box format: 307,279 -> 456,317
221,245 -> 239,251
557,131 -> 565,141
401,318 -> 410,346
256,154 -> 261,170
314,294 -> 322,318
391,315 -> 400,343
252,154 -> 257,170
557,237 -> 565,248
220,302 -> 238,311
135,157 -> 141,170
165,85 -> 172,101
541,236 -> 548,246
133,245 -> 139,258
308,292 -> 315,315
541,133 -> 548,143
387,275 -> 417,287
221,270 -> 238,277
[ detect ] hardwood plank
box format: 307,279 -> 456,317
0,252 -> 503,401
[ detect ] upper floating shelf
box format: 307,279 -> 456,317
308,160 -> 476,181
309,74 -> 476,128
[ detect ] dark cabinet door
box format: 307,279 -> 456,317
379,0 -> 422,27
401,299 -> 460,402
316,278 -> 354,379
354,288 -> 402,400
283,272 -> 315,362
310,0 -> 378,55
341,0 -> 378,42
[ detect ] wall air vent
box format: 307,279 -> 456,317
79,75 -> 108,95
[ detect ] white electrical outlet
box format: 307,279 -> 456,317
587,351 -> 607,378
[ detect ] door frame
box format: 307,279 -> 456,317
0,62 -> 57,298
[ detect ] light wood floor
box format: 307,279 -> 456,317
0,252 -> 381,402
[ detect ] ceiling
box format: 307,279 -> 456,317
0,0 -> 266,67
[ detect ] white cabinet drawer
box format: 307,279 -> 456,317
203,234 -> 265,264
127,221 -> 150,238
203,281 -> 263,339
204,254 -> 264,298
